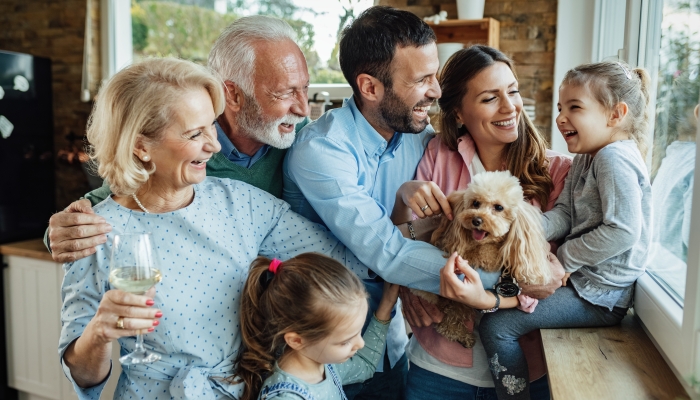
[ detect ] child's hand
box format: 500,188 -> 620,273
561,272 -> 572,287
376,282 -> 400,322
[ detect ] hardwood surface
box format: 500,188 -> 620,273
541,313 -> 689,400
0,239 -> 54,262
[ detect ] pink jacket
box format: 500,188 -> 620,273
409,134 -> 572,380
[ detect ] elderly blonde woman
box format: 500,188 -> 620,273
58,58 -> 369,400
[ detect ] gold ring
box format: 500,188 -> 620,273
421,205 -> 430,212
116,316 -> 125,330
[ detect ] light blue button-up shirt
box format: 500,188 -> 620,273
283,96 -> 447,370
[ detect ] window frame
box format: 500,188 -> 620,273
621,0 -> 700,396
101,0 -> 133,79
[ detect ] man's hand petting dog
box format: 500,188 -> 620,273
439,252 -> 491,309
395,180 -> 453,220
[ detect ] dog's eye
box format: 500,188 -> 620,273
472,200 -> 480,208
494,204 -> 504,212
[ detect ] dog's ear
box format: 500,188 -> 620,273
430,191 -> 469,255
500,201 -> 552,285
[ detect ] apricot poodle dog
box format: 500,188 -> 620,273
412,171 -> 552,348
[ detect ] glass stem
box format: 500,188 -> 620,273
134,333 -> 146,353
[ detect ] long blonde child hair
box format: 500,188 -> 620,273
231,253 -> 367,400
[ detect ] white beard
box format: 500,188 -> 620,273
238,93 -> 305,149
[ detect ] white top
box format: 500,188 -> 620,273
404,255 -> 501,387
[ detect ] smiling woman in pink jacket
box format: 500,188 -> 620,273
393,45 -> 571,400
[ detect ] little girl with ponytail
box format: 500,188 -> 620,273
232,253 -> 399,400
478,61 -> 653,399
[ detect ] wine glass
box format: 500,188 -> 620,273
108,232 -> 163,365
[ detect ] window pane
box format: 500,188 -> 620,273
648,0 -> 700,306
131,0 -> 374,84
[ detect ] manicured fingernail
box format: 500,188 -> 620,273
153,320 -> 159,326
146,300 -> 155,306
155,312 -> 163,318
147,327 -> 155,332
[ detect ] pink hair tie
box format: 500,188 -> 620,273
269,258 -> 282,274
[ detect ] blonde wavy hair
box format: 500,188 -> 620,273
86,58 -> 225,196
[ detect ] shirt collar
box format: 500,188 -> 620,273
457,133 -> 507,171
216,121 -> 236,160
215,121 -> 271,164
346,96 -> 402,157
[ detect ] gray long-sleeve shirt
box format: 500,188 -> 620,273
542,140 -> 651,310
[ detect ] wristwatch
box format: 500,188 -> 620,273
494,274 -> 521,297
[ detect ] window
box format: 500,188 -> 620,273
646,0 -> 698,306
109,0 -> 375,100
622,0 -> 700,396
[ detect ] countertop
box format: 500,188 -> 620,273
0,239 -> 54,262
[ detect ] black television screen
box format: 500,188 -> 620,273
0,50 -> 55,244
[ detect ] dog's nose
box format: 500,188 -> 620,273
472,217 -> 482,227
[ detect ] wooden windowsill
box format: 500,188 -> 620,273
541,311 -> 689,399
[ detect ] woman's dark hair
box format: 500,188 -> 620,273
437,45 -> 554,210
339,5 -> 436,101
230,253 -> 367,400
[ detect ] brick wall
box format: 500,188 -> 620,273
378,0 -> 557,141
0,0 -> 101,210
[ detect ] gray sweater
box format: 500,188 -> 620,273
542,140 -> 651,310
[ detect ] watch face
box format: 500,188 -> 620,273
495,280 -> 521,297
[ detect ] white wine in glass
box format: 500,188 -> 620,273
108,232 -> 162,365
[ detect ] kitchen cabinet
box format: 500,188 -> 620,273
1,240 -> 119,400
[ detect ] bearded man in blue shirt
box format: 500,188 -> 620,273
283,6 -> 449,399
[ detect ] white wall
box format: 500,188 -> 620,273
550,0 -> 626,154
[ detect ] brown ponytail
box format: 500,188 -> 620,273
230,253 -> 367,400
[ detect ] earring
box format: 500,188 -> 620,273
457,121 -> 463,128
143,155 -> 150,162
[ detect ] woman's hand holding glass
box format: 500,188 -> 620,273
83,286 -> 160,345
108,232 -> 163,364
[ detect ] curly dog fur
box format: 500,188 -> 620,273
412,171 -> 552,348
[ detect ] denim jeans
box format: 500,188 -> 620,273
343,353 -> 408,400
405,362 -> 551,400
479,285 -> 628,399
